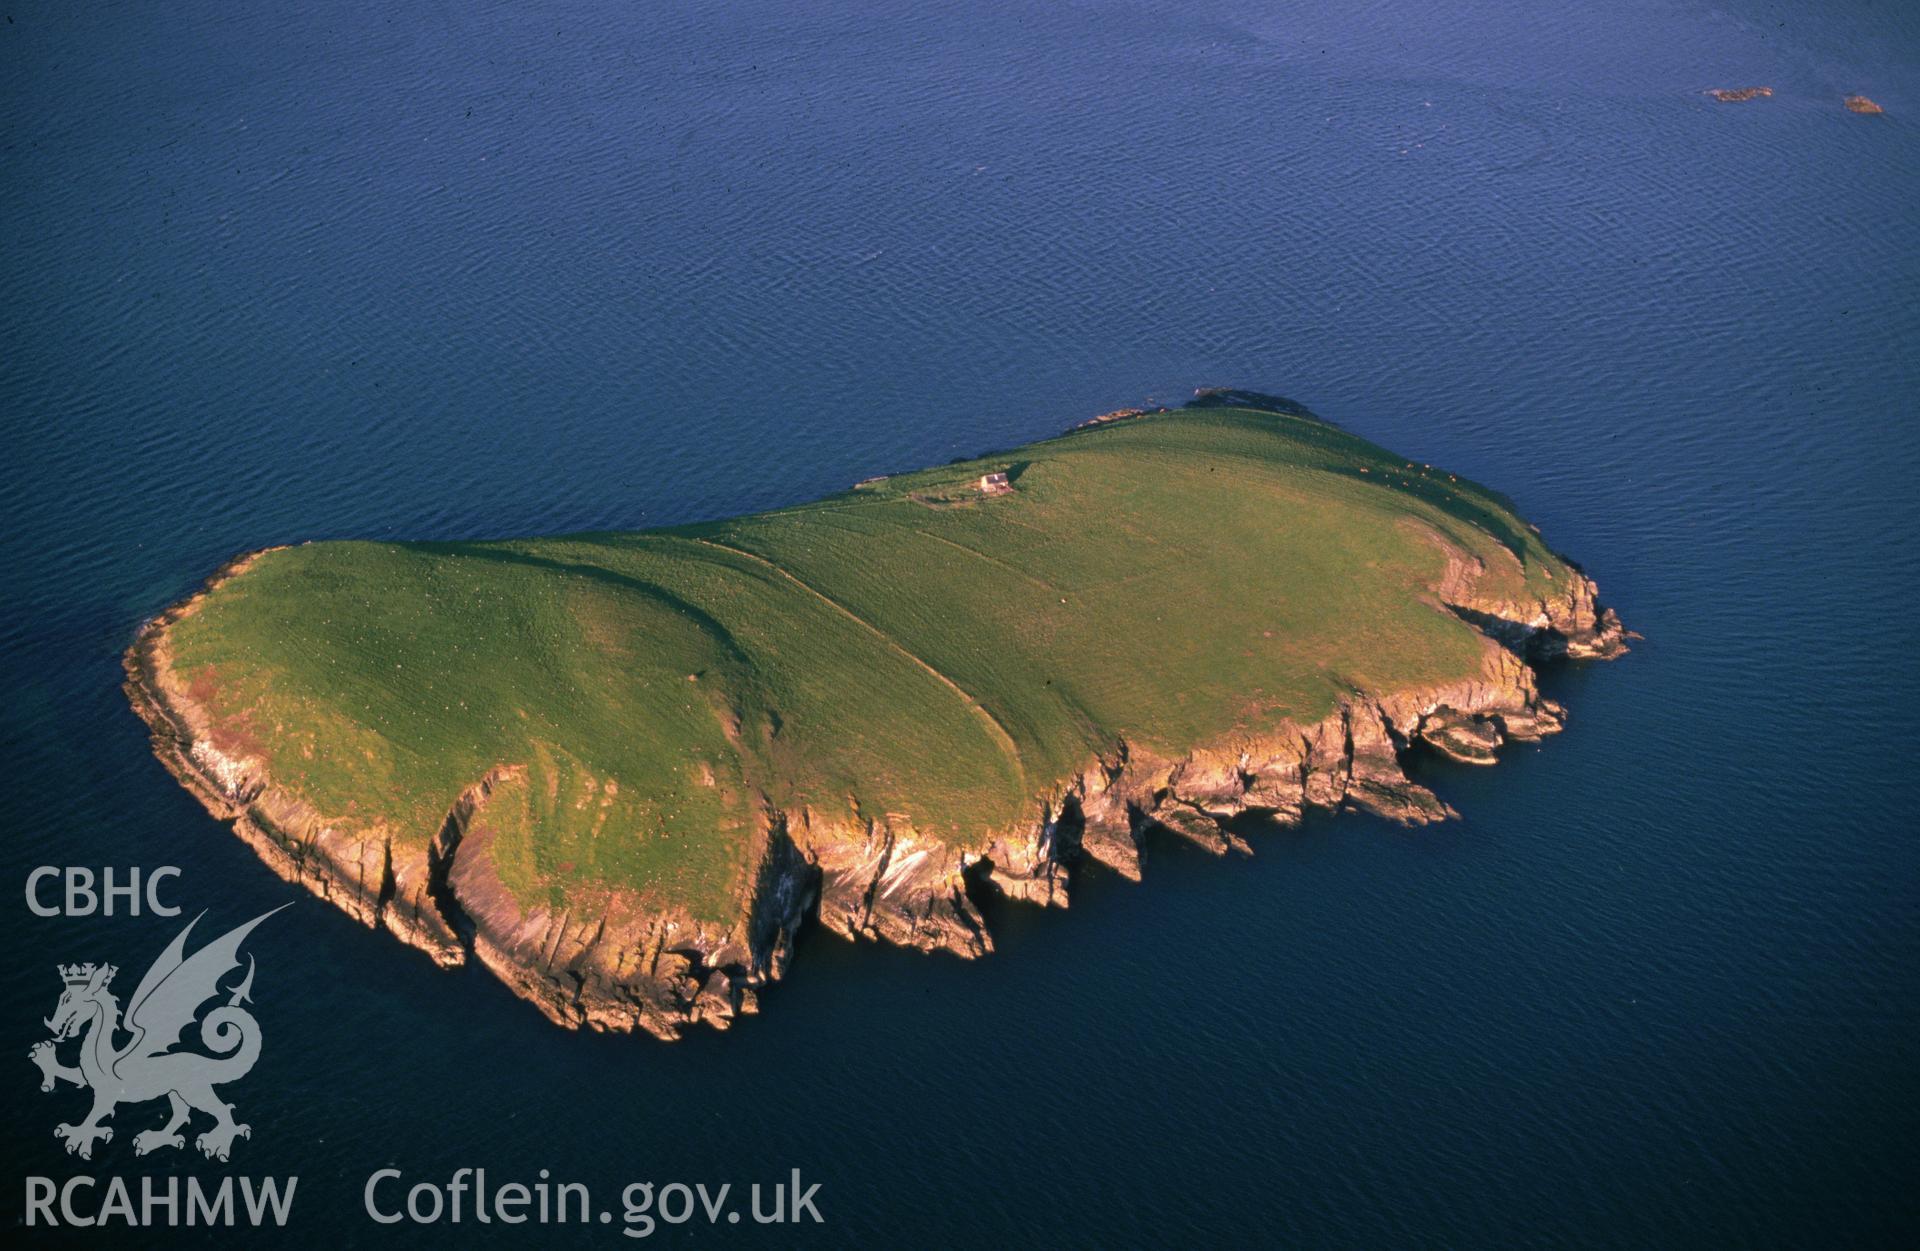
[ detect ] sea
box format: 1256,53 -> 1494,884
2,1 -> 1915,1245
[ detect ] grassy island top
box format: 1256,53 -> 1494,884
161,402 -> 1568,923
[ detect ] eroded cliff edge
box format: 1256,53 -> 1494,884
125,533 -> 1626,1041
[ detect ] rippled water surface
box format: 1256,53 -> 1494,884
3,1 -> 1917,1245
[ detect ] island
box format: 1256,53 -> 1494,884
125,395 -> 1627,1039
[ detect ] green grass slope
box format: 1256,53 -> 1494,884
158,405 -> 1571,925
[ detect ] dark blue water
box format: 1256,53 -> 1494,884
4,1 -> 1917,1245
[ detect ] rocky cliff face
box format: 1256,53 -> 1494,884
125,542 -> 1627,1041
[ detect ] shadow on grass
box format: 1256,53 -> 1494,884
422,540 -> 757,667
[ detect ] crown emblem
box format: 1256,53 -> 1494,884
59,963 -> 114,987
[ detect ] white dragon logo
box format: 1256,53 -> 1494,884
29,906 -> 286,1162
